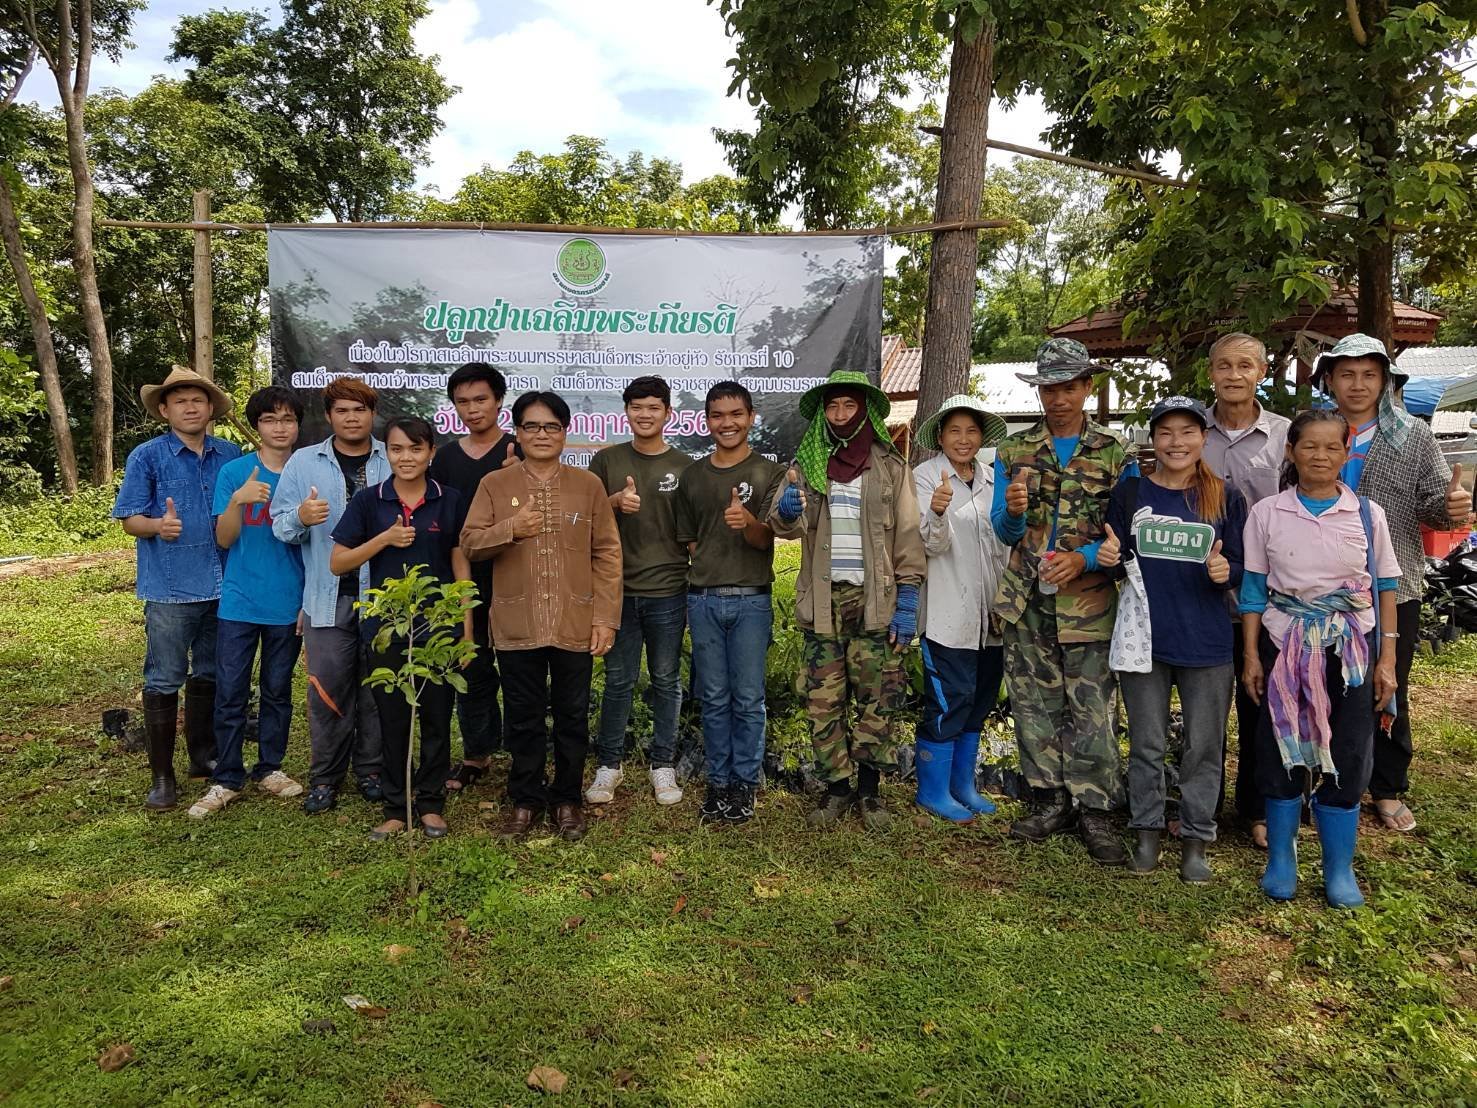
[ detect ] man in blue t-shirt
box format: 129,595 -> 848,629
188,387 -> 308,819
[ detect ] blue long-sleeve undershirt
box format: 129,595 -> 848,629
1238,492 -> 1396,612
989,437 -> 1101,570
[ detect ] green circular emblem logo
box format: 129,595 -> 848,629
557,238 -> 606,288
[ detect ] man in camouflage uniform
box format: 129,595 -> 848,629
990,338 -> 1130,865
773,370 -> 927,831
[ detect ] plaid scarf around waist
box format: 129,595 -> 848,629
1266,586 -> 1371,781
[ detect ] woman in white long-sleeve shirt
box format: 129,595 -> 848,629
912,395 -> 1012,822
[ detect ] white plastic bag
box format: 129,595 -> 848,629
1109,556 -> 1153,673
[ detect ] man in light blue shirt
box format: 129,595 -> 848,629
270,377 -> 390,813
112,366 -> 242,811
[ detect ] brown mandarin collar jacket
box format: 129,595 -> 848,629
459,463 -> 623,651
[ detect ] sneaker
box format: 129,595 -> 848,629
187,784 -> 239,820
724,782 -> 756,825
585,766 -> 623,805
303,784 -> 337,814
699,782 -> 729,824
256,770 -> 303,798
649,767 -> 683,806
357,775 -> 384,804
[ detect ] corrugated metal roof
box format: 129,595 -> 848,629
1395,346 -> 1477,378
971,360 -> 1169,416
885,398 -> 917,428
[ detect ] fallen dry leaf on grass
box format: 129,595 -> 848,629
526,1065 -> 568,1094
560,916 -> 584,934
477,800 -> 497,812
612,1068 -> 638,1090
790,985 -> 814,1005
343,995 -> 389,1019
383,944 -> 413,964
694,1052 -> 714,1068
446,918 -> 470,941
415,1102 -> 445,1108
300,1019 -> 336,1035
696,906 -> 715,921
649,849 -> 668,866
97,1044 -> 134,1072
670,895 -> 688,917
0,975 -> 12,991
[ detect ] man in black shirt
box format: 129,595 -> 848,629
429,363 -> 523,791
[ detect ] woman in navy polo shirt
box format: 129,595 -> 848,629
331,416 -> 473,841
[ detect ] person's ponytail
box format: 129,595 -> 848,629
1190,459 -> 1226,523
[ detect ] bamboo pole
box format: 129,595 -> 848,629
95,217 -> 1015,236
192,189 -> 213,380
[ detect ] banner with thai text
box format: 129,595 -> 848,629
267,229 -> 883,464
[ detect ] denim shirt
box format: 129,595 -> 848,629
112,431 -> 242,603
270,434 -> 390,628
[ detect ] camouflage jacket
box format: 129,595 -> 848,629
993,419 -> 1128,643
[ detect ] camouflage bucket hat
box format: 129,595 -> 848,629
1014,337 -> 1102,386
798,369 -> 891,421
1311,332 -> 1409,391
916,394 -> 1008,451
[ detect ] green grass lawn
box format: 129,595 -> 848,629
2,559 -> 1475,1106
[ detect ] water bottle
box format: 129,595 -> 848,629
1039,550 -> 1058,595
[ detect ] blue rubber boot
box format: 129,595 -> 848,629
1260,795 -> 1301,901
949,731 -> 996,815
1312,800 -> 1366,909
914,740 -> 974,823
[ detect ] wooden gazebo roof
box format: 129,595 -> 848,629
1051,287 -> 1442,360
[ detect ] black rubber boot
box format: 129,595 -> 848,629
1009,787 -> 1074,842
1079,808 -> 1128,867
1128,830 -> 1161,874
184,677 -> 218,779
1179,838 -> 1211,885
142,691 -> 179,810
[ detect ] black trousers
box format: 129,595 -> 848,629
501,646 -> 593,809
1369,598 -> 1419,800
369,641 -> 453,822
1253,629 -> 1374,809
1231,622 -> 1264,825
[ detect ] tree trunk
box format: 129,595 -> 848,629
1356,237 -> 1395,351
911,19 -> 994,464
1354,0 -> 1396,351
0,175 -> 80,493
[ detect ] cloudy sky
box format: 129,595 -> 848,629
20,0 -> 1059,213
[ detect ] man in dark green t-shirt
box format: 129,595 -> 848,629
586,376 -> 693,808
674,381 -> 786,825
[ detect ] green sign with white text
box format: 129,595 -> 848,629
1133,512 -> 1216,563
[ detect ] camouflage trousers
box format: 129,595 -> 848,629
1003,594 -> 1124,810
804,584 -> 902,784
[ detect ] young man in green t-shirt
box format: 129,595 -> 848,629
586,376 -> 693,807
674,381 -> 787,825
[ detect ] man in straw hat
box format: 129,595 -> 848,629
911,393 -> 1010,823
990,338 -> 1131,865
1313,332 -> 1473,833
112,365 -> 242,810
771,369 -> 926,832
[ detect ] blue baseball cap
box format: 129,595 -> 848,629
1148,395 -> 1209,429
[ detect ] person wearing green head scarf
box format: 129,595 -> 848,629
773,370 -> 927,831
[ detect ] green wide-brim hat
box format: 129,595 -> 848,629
798,369 -> 891,421
916,394 -> 1008,451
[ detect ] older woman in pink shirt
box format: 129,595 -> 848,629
1240,410 -> 1399,910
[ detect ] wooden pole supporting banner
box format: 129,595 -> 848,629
192,189 -> 213,380
96,217 -> 1015,236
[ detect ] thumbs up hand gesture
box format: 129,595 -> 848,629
381,516 -> 416,549
775,467 -> 805,523
929,476 -> 954,517
1097,523 -> 1122,569
724,487 -> 752,531
501,441 -> 519,469
298,485 -> 330,527
232,466 -> 271,506
1447,463 -> 1473,524
1206,538 -> 1230,584
511,500 -> 544,539
614,475 -> 642,514
159,496 -> 182,542
1006,467 -> 1031,518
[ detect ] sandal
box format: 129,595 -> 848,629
445,760 -> 490,793
1375,800 -> 1417,832
369,819 -> 406,842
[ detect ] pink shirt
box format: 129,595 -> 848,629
1242,485 -> 1400,646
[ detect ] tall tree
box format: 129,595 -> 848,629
8,0 -> 141,483
1039,1 -> 1477,361
170,0 -> 454,222
0,39 -> 77,491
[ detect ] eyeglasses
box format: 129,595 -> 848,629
257,415 -> 299,427
519,422 -> 565,436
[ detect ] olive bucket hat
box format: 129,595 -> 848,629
1014,337 -> 1103,387
915,394 -> 1008,451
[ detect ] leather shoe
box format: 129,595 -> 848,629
498,805 -> 540,842
554,802 -> 587,842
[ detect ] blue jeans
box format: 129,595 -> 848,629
143,600 -> 219,694
595,593 -> 686,769
687,591 -> 771,788
212,619 -> 302,790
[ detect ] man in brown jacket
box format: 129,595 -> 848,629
461,390 -> 622,842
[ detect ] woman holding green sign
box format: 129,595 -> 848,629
1100,397 -> 1247,883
